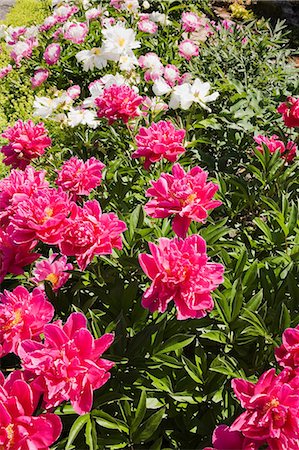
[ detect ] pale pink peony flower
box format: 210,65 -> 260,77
39,15 -> 58,32
277,97 -> 299,128
56,156 -> 105,200
44,43 -> 61,65
95,84 -> 143,124
32,253 -> 73,291
231,369 -> 299,449
31,68 -> 49,88
19,312 -> 114,415
10,40 -> 34,66
181,12 -> 202,32
178,39 -> 199,60
0,371 -> 62,449
138,52 -> 164,82
164,64 -> 180,87
63,21 -> 89,44
138,19 -> 158,34
53,4 -> 79,23
132,120 -> 186,170
10,187 -> 73,246
139,235 -> 224,320
145,163 -> 222,237
0,64 -> 12,79
59,200 -> 127,270
0,286 -> 54,357
86,7 -> 102,21
275,326 -> 299,369
204,424 -> 259,450
66,84 -> 81,100
254,134 -> 297,163
1,120 -> 52,169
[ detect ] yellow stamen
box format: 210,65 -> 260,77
45,273 -> 59,287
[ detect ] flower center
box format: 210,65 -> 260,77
93,48 -> 101,55
263,398 -> 280,413
3,309 -> 22,331
41,206 -> 54,223
45,273 -> 59,286
0,424 -> 15,449
118,37 -> 126,47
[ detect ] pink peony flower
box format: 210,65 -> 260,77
10,40 -> 34,66
10,187 -> 73,246
44,43 -> 61,65
95,84 -> 143,124
132,120 -> 186,170
277,97 -> 299,128
39,15 -> 58,32
204,424 -> 259,450
86,7 -> 102,21
52,26 -> 63,40
59,200 -> 127,270
31,68 -> 49,88
178,39 -> 199,60
138,52 -> 164,82
1,120 -> 52,170
0,286 -> 54,357
139,235 -> 224,320
0,371 -> 62,449
275,326 -> 299,369
56,156 -> 105,200
144,163 -> 222,238
138,19 -> 158,34
231,369 -> 299,449
63,21 -> 89,44
19,312 -> 114,415
254,134 -> 297,163
66,84 -> 81,100
181,12 -> 202,32
0,64 -> 12,79
53,4 -> 79,23
32,253 -> 73,291
222,19 -> 234,32
164,64 -> 180,87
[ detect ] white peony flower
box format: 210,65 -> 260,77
149,12 -> 171,25
102,23 -> 140,62
119,53 -> 138,71
67,108 -> 98,128
76,47 -> 108,71
190,78 -> 220,111
169,83 -> 194,110
152,77 -> 172,96
33,96 -> 63,118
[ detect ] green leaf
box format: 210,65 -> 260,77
182,355 -> 203,383
85,416 -> 97,450
93,411 -> 129,434
154,334 -> 195,355
131,391 -> 147,435
65,414 -> 89,450
200,330 -> 227,344
133,407 -> 165,443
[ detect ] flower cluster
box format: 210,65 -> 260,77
254,134 -> 297,163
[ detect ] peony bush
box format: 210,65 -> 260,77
0,0 -> 299,449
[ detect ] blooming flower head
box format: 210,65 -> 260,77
181,11 -> 202,32
145,164 -> 222,237
59,200 -> 127,270
53,4 -> 79,23
86,7 -> 102,21
231,369 -> 299,449
67,107 -> 98,128
138,52 -> 164,82
204,424 -> 256,450
0,286 -> 54,356
76,47 -> 108,71
63,21 -> 89,44
0,64 -> 12,79
132,120 -> 186,169
169,78 -> 219,111
0,371 -> 62,449
31,68 -> 49,88
44,43 -> 61,65
139,235 -> 224,319
66,84 -> 81,100
102,23 -> 140,62
277,97 -> 299,128
275,325 -> 299,369
10,187 -> 73,246
10,40 -> 34,66
56,156 -> 105,200
95,84 -> 143,124
32,253 -> 73,291
164,64 -> 180,87
19,312 -> 114,414
178,39 -> 199,60
40,15 -> 58,31
1,120 -> 52,169
254,134 -> 297,163
138,19 -> 158,34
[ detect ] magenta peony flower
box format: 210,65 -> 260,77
19,312 -> 114,415
144,163 -> 222,238
231,369 -> 299,449
254,134 -> 297,163
275,326 -> 299,369
31,68 -> 49,88
43,43 -> 61,65
132,120 -> 186,170
277,97 -> 299,128
63,21 -> 89,44
178,39 -> 199,60
95,84 -> 143,124
0,371 -> 62,449
181,11 -> 202,32
10,187 -> 73,246
1,120 -> 52,169
56,156 -> 105,200
139,235 -> 224,320
0,286 -> 54,357
59,200 -> 127,270
204,424 -> 258,450
32,253 -> 73,291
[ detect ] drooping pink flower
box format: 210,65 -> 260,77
31,68 -> 49,88
19,312 -> 114,415
63,21 -> 89,44
181,12 -> 202,32
0,371 -> 62,449
231,369 -> 299,449
0,64 -> 13,79
56,156 -> 105,200
138,52 -> 164,82
10,187 -> 72,246
204,424 -> 259,450
59,200 -> 127,270
32,253 -> 73,291
275,326 -> 299,369
145,164 -> 222,238
0,286 -> 54,357
164,64 -> 180,87
95,84 -> 143,124
132,120 -> 186,170
254,134 -> 297,163
277,97 -> 299,128
1,120 -> 52,169
178,39 -> 199,60
44,43 -> 61,65
139,235 -> 224,320
138,19 -> 158,34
